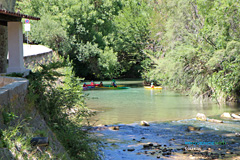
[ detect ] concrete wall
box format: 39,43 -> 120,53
0,76 -> 28,107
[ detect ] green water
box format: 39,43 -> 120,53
85,80 -> 240,125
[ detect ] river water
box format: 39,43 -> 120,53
84,80 -> 240,159
85,80 -> 240,125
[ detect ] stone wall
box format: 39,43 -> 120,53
24,51 -> 54,70
0,76 -> 70,159
0,76 -> 28,107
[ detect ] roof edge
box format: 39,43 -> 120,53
0,9 -> 40,21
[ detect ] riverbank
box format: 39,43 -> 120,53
92,119 -> 240,159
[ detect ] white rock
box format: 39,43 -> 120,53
220,112 -> 231,118
231,113 -> 240,119
140,121 -> 150,126
196,113 -> 207,121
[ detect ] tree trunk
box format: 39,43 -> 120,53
0,0 -> 16,73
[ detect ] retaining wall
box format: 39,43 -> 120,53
0,76 -> 28,107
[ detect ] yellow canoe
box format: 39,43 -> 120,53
144,86 -> 163,90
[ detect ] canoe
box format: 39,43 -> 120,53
86,84 -> 99,87
83,86 -> 130,90
144,86 -> 163,90
102,85 -> 125,87
97,86 -> 129,90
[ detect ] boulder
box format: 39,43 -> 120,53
140,121 -> 150,126
231,113 -> 240,119
196,113 -> 207,121
220,112 -> 231,118
207,119 -> 223,123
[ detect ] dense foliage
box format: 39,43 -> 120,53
17,0 -> 151,79
16,0 -> 240,102
142,0 -> 240,102
26,58 -> 102,159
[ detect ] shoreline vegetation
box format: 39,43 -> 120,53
1,57 -> 102,159
16,0 -> 240,103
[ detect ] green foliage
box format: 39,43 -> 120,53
143,0 -> 240,102
17,0 -> 152,79
0,121 -> 52,159
26,57 -> 102,159
2,111 -> 18,124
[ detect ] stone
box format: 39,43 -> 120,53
235,133 -> 240,137
231,113 -> 240,119
109,126 -> 119,130
140,121 -> 150,126
207,119 -> 223,123
196,113 -> 207,121
127,148 -> 135,152
187,126 -> 201,131
220,112 -> 231,118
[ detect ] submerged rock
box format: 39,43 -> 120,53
127,148 -> 135,151
196,113 -> 207,121
187,126 -> 201,131
140,121 -> 150,126
109,126 -> 119,130
207,119 -> 223,123
221,112 -> 231,118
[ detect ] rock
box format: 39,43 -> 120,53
109,126 -> 119,130
141,137 -> 145,139
196,113 -> 207,121
157,155 -> 161,158
235,133 -> 240,137
30,137 -> 49,146
148,143 -> 153,146
207,119 -> 223,123
187,126 -> 201,131
231,113 -> 240,119
143,144 -> 150,148
140,121 -> 150,126
220,112 -> 231,118
127,148 -> 135,152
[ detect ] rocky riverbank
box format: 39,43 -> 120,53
92,119 -> 240,160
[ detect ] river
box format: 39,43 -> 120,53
85,80 -> 239,125
84,80 -> 240,159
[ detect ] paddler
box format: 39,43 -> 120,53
90,80 -> 95,86
112,79 -> 117,87
151,82 -> 154,88
99,81 -> 103,87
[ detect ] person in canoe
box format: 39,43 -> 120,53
99,81 -> 103,87
83,83 -> 87,87
151,82 -> 154,88
112,79 -> 117,87
90,80 -> 95,86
